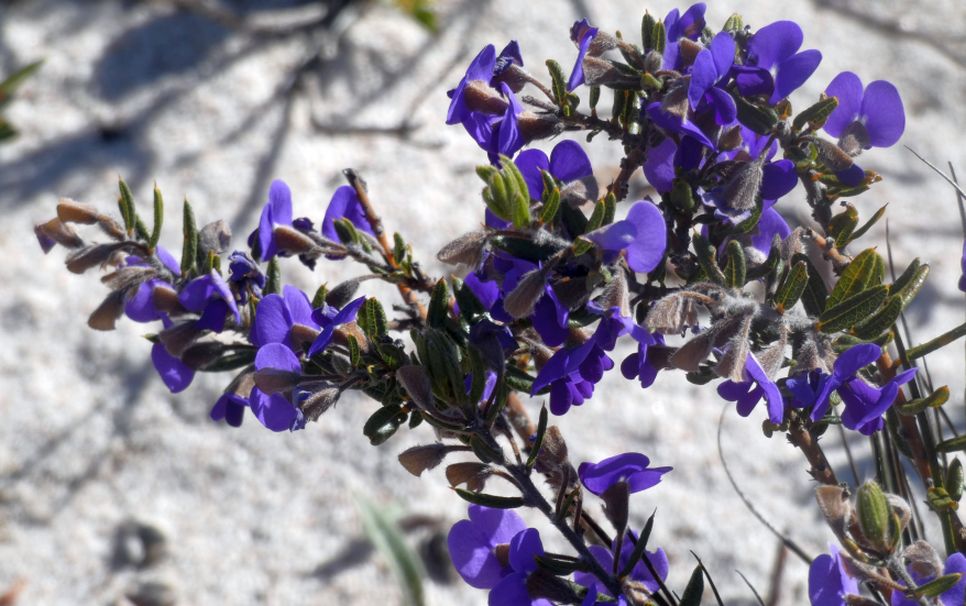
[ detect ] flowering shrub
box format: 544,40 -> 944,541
33,3 -> 966,604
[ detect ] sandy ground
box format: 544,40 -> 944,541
0,0 -> 964,604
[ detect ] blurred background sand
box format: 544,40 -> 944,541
0,0 -> 964,603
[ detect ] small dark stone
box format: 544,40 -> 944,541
113,520 -> 168,569
125,580 -> 176,606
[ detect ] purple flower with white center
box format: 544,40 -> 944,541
514,139 -> 594,203
250,342 -> 302,432
578,452 -> 672,497
717,352 -> 785,424
688,32 -> 737,125
447,506 -> 551,606
664,3 -> 706,43
306,296 -> 366,358
823,71 -> 905,151
210,392 -> 247,427
321,185 -> 375,244
574,532 -> 669,599
227,251 -> 264,305
808,545 -> 859,606
585,200 -> 667,274
252,285 -> 319,352
178,270 -> 241,333
250,179 -> 293,262
787,343 -> 917,435
734,20 -> 822,104
892,553 -> 966,606
567,19 -> 599,91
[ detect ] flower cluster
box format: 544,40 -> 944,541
35,2 -> 966,606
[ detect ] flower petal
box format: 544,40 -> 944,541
770,49 -> 822,104
748,20 -> 803,68
549,139 -> 593,184
624,201 -> 667,274
861,80 -> 905,147
823,71 -> 864,138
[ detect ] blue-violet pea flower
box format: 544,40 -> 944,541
717,352 -> 785,424
252,285 -> 319,352
307,296 -> 366,358
151,327 -> 195,393
688,32 -> 737,126
646,101 -> 715,150
574,532 -> 669,600
621,330 -> 665,389
515,139 -> 595,204
250,342 -> 303,432
210,392 -> 248,428
567,19 -> 599,91
321,185 -> 375,244
823,71 -> 905,152
734,20 -> 822,104
808,545 -> 859,606
227,250 -> 264,305
446,42 -> 522,126
664,3 -> 706,43
960,240 -> 966,292
447,506 -> 551,606
892,553 -> 966,606
585,200 -> 667,274
251,179 -> 293,262
578,452 -> 672,497
786,343 -> 917,435
178,270 -> 241,333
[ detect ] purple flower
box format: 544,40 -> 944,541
125,277 -> 176,323
621,330 -> 665,389
734,21 -> 822,104
578,452 -> 672,497
151,337 -> 194,393
210,392 -> 247,427
447,506 -> 551,606
178,270 -> 241,333
646,101 -> 715,150
892,553 -> 966,606
585,200 -> 667,274
574,532 -> 669,599
824,72 -> 905,150
307,296 -> 366,357
664,3 -> 706,43
446,42 -> 522,126
787,344 -> 917,435
227,251 -> 264,305
251,179 -> 293,262
250,342 -> 302,432
514,139 -> 594,202
688,32 -> 737,125
567,19 -> 599,91
252,285 -> 319,351
749,207 -> 792,255
643,137 -> 678,194
717,352 -> 785,424
321,185 -> 375,244
808,545 -> 858,606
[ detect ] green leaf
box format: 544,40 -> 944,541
651,20 -> 666,54
935,434 -> 966,454
722,240 -> 746,288
722,13 -> 743,34
693,234 -> 727,285
897,386 -> 949,416
818,285 -> 888,333
619,511 -> 655,578
546,59 -> 571,115
118,178 -> 136,235
679,564 -> 705,606
427,279 -> 449,329
454,280 -> 486,322
359,298 -> 389,341
0,59 -> 43,107
363,404 -> 407,446
347,335 -> 362,367
180,198 -> 198,275
847,203 -> 888,243
914,573 -> 962,599
891,261 -> 929,309
540,171 -> 561,224
827,204 -> 858,248
526,406 -> 549,472
454,488 -> 525,509
732,94 -> 778,135
149,185 -> 164,248
825,248 -> 884,309
641,12 -> 657,51
499,155 -> 532,228
774,260 -> 808,313
852,295 -> 902,339
791,253 -> 827,316
356,495 -> 426,606
792,96 -> 839,132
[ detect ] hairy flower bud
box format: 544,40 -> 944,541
517,111 -> 563,142
445,462 -> 491,492
436,230 -> 488,267
503,268 -> 547,319
462,80 -> 509,116
35,218 -> 83,252
396,365 -> 434,412
855,480 -> 895,554
397,443 -> 455,477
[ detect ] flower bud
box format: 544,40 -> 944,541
35,218 -> 83,252
396,365 -> 434,412
445,462 -> 491,492
396,443 -> 453,477
88,290 -> 126,331
56,198 -> 101,225
436,230 -> 489,267
503,268 -> 547,320
947,458 -> 964,502
856,480 -> 894,554
297,382 -> 341,422
642,49 -> 663,74
517,111 -> 563,143
901,540 -> 943,580
462,80 -> 509,115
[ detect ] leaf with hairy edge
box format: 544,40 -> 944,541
791,253 -> 827,316
526,406 -> 549,472
852,295 -> 902,339
827,204 -> 858,248
818,285 -> 888,333
774,260 -> 808,314
825,248 -> 884,309
453,488 -> 525,509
